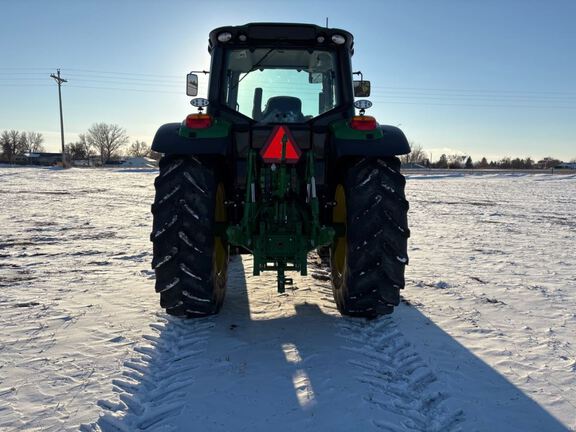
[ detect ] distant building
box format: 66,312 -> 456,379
23,152 -> 62,165
554,163 -> 576,170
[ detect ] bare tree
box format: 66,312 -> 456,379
447,154 -> 467,169
79,134 -> 93,157
66,134 -> 93,162
86,123 -> 129,165
1,130 -> 27,163
0,130 -> 10,162
24,131 -> 45,153
127,140 -> 150,158
18,132 -> 27,155
65,142 -> 83,161
399,143 -> 427,165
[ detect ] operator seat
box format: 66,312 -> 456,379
260,96 -> 304,123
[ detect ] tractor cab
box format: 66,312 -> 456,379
187,23 -> 366,126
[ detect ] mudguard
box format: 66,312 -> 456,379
333,125 -> 411,158
151,123 -> 229,155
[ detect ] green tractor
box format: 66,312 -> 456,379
150,23 -> 410,318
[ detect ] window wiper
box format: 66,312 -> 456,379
231,48 -> 275,90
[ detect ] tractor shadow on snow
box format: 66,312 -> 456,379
97,256 -> 571,431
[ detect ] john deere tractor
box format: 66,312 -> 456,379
150,23 -> 410,318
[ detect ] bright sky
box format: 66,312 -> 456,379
1,0 -> 575,162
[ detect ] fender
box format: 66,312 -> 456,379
331,123 -> 411,158
151,123 -> 230,156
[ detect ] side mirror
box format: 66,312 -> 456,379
353,80 -> 371,97
186,73 -> 198,96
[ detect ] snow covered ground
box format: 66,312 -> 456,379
0,167 -> 574,431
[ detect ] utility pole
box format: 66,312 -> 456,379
50,69 -> 68,167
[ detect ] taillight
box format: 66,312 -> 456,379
185,114 -> 212,129
260,125 -> 301,164
350,115 -> 377,131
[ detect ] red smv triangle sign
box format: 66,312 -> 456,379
260,125 -> 301,164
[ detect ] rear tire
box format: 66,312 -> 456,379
330,157 -> 409,317
151,155 -> 229,317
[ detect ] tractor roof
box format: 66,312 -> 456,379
208,22 -> 354,54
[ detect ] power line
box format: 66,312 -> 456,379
371,99 -> 576,109
0,84 -> 53,87
0,72 -> 53,76
68,77 -> 183,86
370,93 -> 576,103
63,68 -> 181,78
2,66 -> 576,110
371,85 -> 576,97
0,66 -> 180,78
66,84 -> 184,95
4,66 -> 576,98
0,67 -> 55,71
3,66 -> 576,94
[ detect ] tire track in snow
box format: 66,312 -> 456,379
304,259 -> 465,431
84,317 -> 215,432
86,256 -> 464,431
336,317 -> 464,431
308,255 -> 464,432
